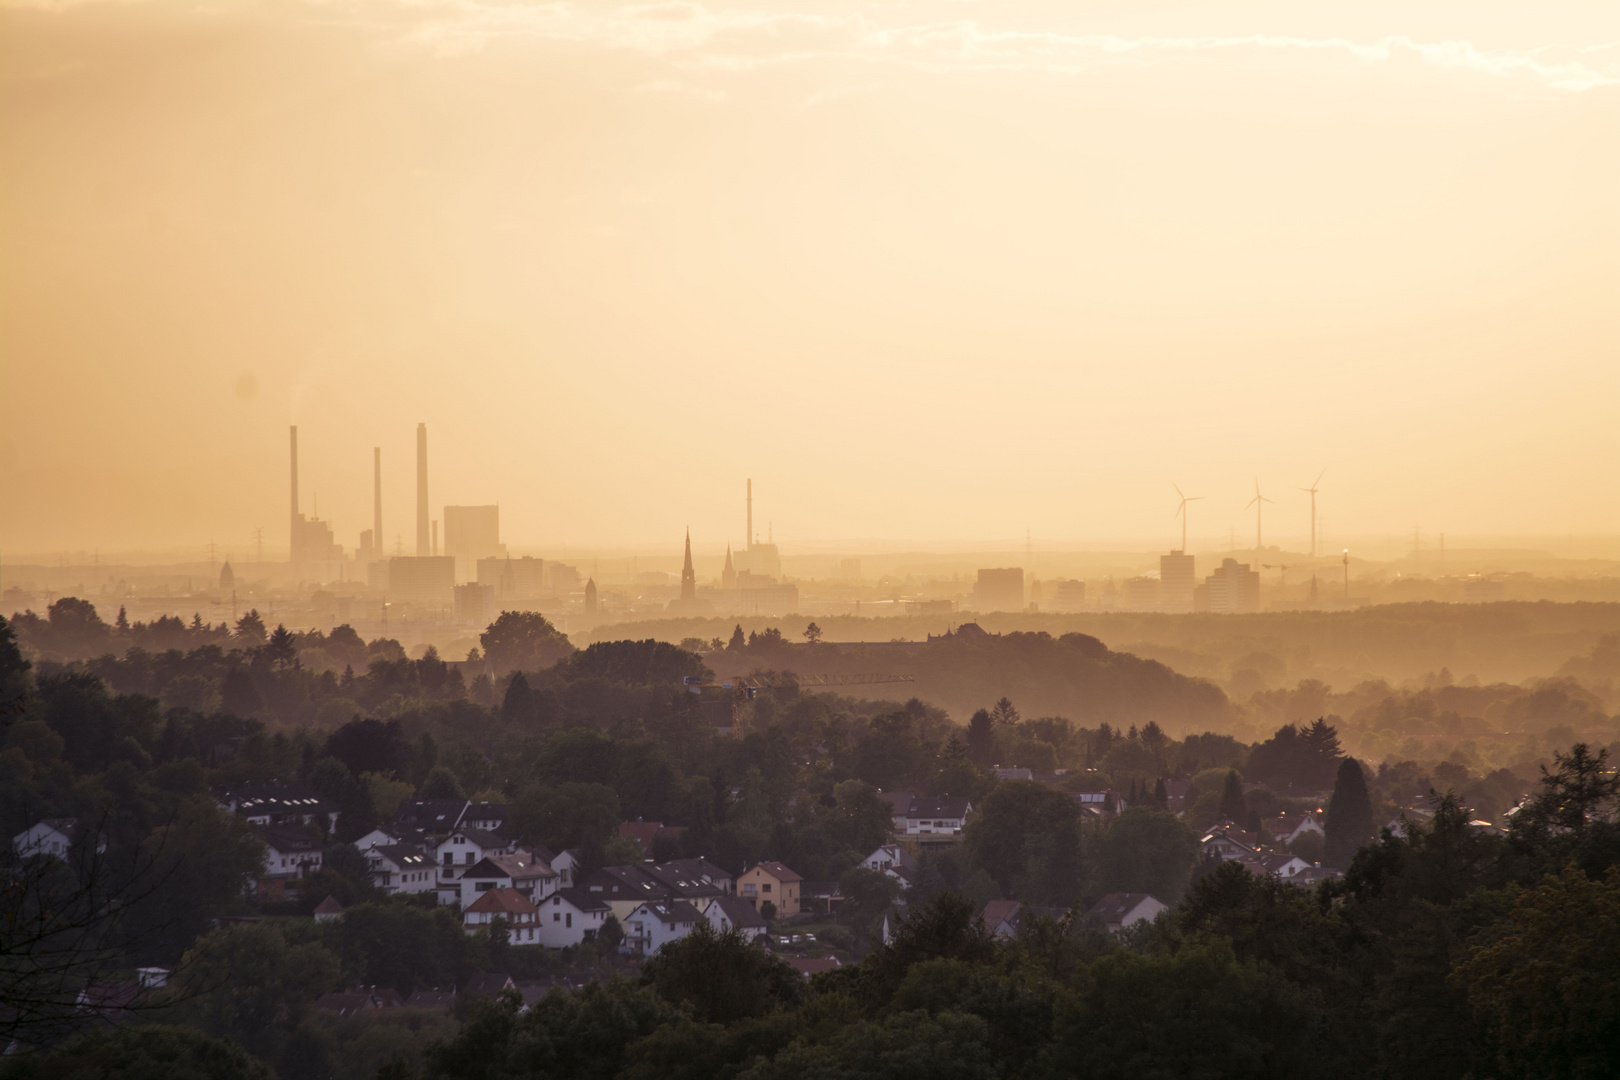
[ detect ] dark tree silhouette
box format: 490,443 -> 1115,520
1217,770 -> 1248,825
501,670 -> 536,724
965,709 -> 996,765
1323,758 -> 1375,868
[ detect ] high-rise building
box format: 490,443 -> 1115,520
444,505 -> 505,582
1202,558 -> 1260,613
1160,551 -> 1196,612
415,423 -> 430,557
975,568 -> 1025,612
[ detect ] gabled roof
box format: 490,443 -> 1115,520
463,851 -> 556,880
979,899 -> 1022,932
906,796 -> 972,819
583,865 -> 669,898
216,782 -> 329,816
464,888 -> 538,917
462,972 -> 515,997
392,799 -> 470,831
1087,893 -> 1162,922
749,861 -> 803,883
709,895 -> 768,929
461,802 -> 510,825
876,791 -> 916,816
655,857 -> 733,883
369,844 -> 431,869
642,863 -> 724,897
253,824 -> 323,853
631,900 -> 705,923
33,817 -> 82,839
404,989 -> 456,1011
784,956 -> 842,977
444,827 -> 509,848
313,895 -> 345,916
547,887 -> 611,913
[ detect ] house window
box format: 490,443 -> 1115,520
762,884 -> 772,893
566,914 -> 572,928
554,913 -> 560,922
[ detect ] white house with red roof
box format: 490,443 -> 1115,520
463,887 -> 539,939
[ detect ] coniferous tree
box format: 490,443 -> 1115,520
1154,777 -> 1169,811
501,671 -> 536,724
1218,770 -> 1247,825
965,709 -> 996,765
1323,757 -> 1376,868
727,625 -> 746,651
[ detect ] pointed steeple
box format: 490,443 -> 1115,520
681,528 -> 696,601
722,544 -> 736,589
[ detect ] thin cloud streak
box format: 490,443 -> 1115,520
384,2 -> 1620,92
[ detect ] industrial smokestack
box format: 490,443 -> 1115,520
289,426 -> 299,564
416,423 -> 429,556
373,447 -> 382,556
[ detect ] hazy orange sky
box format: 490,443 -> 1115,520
2,1 -> 1617,558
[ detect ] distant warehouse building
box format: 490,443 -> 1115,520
388,556 -> 455,612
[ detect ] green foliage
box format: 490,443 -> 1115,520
479,611 -> 574,675
642,923 -> 805,1024
170,923 -> 340,1054
1050,940 -> 1319,1079
13,1024 -> 274,1080
1456,865 -> 1620,1080
325,902 -> 482,996
1088,807 -> 1199,902
966,782 -> 1084,906
513,782 -> 621,863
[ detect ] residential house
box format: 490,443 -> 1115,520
1072,790 -> 1125,820
462,973 -> 517,1000
978,899 -> 1064,938
436,828 -> 516,894
216,782 -> 336,832
1086,893 -> 1167,932
738,862 -> 803,917
654,857 -> 735,896
898,796 -> 972,838
315,990 -> 399,1016
1163,779 -> 1192,814
392,799 -> 474,834
620,900 -> 704,956
463,888 -> 540,940
641,862 -> 726,913
13,818 -> 84,859
354,825 -> 429,851
404,989 -> 457,1012
877,791 -> 916,833
579,865 -> 674,922
1265,814 -> 1325,846
705,896 -> 769,943
531,845 -> 582,887
1199,824 -> 1259,862
783,956 -> 841,978
534,887 -> 612,948
862,844 -> 917,881
880,906 -> 904,946
1259,853 -> 1314,880
461,802 -> 510,833
313,896 -> 345,922
253,825 -> 323,891
455,851 -> 559,908
367,845 -> 438,897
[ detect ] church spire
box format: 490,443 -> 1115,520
721,543 -> 736,589
681,528 -> 696,601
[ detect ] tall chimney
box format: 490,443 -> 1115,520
746,478 -> 753,550
289,426 -> 300,564
416,423 -> 429,556
373,447 -> 383,557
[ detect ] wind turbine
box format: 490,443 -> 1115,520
1297,470 -> 1325,558
1244,480 -> 1273,553
1172,484 -> 1203,553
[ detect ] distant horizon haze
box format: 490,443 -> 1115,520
2,0 -> 1616,553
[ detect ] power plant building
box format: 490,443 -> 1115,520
444,505 -> 505,582
478,555 -> 546,603
288,426 -> 342,577
1198,558 -> 1260,614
